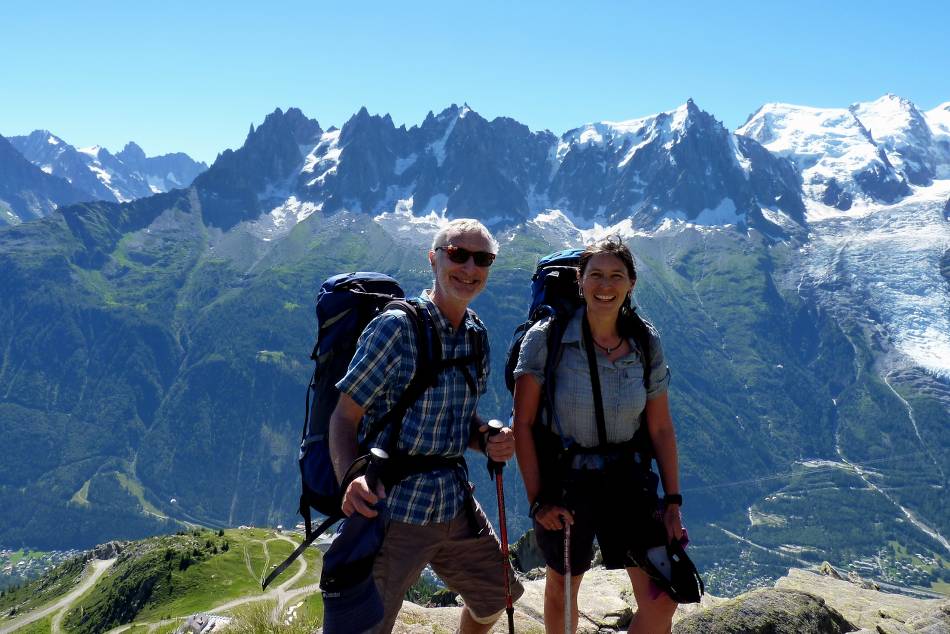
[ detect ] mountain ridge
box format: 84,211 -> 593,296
6,130 -> 207,216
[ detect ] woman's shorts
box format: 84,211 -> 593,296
533,469 -> 659,576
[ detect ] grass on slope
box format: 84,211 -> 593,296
228,598 -> 323,634
61,528 -> 308,633
12,614 -> 53,633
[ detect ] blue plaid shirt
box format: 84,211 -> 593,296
335,291 -> 489,525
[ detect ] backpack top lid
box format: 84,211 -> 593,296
528,248 -> 584,321
314,272 -> 405,359
536,248 -> 584,271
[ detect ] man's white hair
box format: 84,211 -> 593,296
431,218 -> 499,254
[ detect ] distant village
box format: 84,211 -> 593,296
0,549 -> 81,590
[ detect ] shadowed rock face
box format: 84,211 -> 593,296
510,529 -> 545,574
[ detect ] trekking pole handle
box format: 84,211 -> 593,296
486,419 -> 505,475
365,447 -> 389,491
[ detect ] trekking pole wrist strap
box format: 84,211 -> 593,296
529,499 -> 544,518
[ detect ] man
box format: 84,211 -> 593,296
329,218 -> 524,633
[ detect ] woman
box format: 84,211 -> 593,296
512,237 -> 683,634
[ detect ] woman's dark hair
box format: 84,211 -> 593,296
579,236 -> 639,335
578,235 -> 637,281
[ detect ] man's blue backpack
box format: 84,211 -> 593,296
264,272 -> 424,588
265,271 -> 483,589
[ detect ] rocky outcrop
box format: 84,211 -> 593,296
392,568 -> 715,633
775,568 -> 947,633
90,541 -> 126,560
673,589 -> 853,633
391,567 -> 948,633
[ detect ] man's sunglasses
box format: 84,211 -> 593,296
435,244 -> 496,267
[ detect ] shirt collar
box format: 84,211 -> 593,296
560,307 -> 642,362
561,307 -> 585,344
418,290 -> 477,335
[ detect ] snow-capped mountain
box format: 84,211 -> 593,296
203,101 -> 803,236
851,94 -> 943,186
549,100 -> 804,228
0,134 -> 86,225
9,130 -> 207,205
926,102 -> 950,177
739,95 -> 950,210
738,103 -> 909,210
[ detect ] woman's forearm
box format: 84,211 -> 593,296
651,425 -> 680,495
645,393 -> 681,496
513,375 -> 544,503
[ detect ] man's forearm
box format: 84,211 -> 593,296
329,410 -> 360,483
329,402 -> 362,482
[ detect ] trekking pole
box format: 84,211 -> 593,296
365,447 -> 388,495
563,519 -> 571,634
487,420 -> 515,634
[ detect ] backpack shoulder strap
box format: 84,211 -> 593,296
580,313 -> 609,447
627,309 -> 653,387
624,307 -> 656,465
361,299 -> 438,452
540,312 -> 571,444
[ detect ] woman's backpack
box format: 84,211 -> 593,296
503,249 -> 658,503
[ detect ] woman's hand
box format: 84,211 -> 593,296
535,504 -> 574,531
663,503 -> 684,542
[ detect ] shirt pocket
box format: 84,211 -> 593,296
617,363 -> 647,432
556,349 -> 592,401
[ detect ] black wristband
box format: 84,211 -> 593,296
529,500 -> 543,518
664,494 -> 683,507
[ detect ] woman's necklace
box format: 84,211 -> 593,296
593,336 -> 623,354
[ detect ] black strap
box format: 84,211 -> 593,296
625,309 -> 655,465
263,511 -> 338,590
301,365 -> 317,443
266,450 -> 377,590
381,454 -> 466,488
581,314 -> 609,447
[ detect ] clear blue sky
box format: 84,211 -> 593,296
3,1 -> 948,164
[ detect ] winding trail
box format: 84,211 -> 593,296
0,558 -> 115,634
711,523 -> 813,567
103,533 -> 318,634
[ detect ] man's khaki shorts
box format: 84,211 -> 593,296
370,499 -> 524,633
